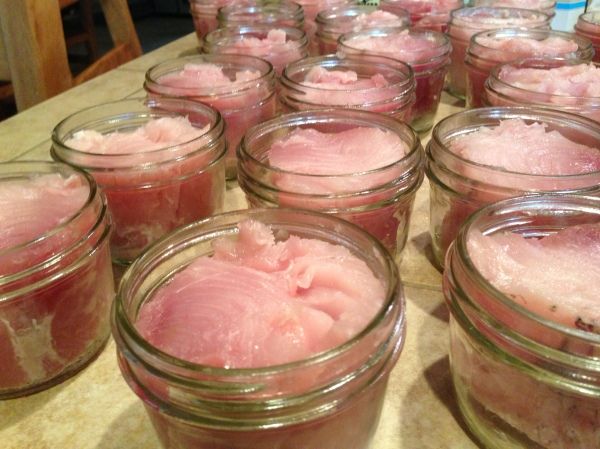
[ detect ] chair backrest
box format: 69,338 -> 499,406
0,0 -> 142,111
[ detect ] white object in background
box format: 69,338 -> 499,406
552,0 -> 587,30
588,0 -> 600,9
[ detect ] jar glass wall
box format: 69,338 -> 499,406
574,11 -> 600,63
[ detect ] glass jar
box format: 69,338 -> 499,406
425,106 -> 600,267
473,0 -> 556,17
0,162 -> 113,398
465,28 -> 593,108
574,11 -> 600,63
295,0 -> 355,55
444,194 -> 600,449
279,54 -> 415,122
237,109 -> 424,257
113,208 -> 406,449
315,5 -> 409,55
190,0 -> 229,39
339,28 -> 451,132
484,57 -> 600,123
144,54 -> 277,179
447,7 -> 551,99
202,25 -> 309,75
51,97 -> 226,265
379,0 -> 463,33
217,1 -> 305,30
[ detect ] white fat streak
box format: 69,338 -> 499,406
1,315 -> 66,383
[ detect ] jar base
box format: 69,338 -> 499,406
454,374 -> 547,449
0,333 -> 110,400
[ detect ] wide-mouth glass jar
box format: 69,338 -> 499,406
380,0 -> 463,33
189,0 -> 229,39
426,106 -> 600,267
444,194 -> 600,449
575,11 -> 600,63
484,57 -> 600,123
447,7 -> 551,99
0,162 -> 113,398
51,97 -> 226,265
217,1 -> 305,30
339,28 -> 451,132
315,5 -> 409,55
279,54 -> 415,122
237,109 -> 424,257
202,25 -> 309,75
295,0 -> 355,55
113,208 -> 406,449
144,54 -> 277,179
465,28 -> 593,108
473,0 -> 556,17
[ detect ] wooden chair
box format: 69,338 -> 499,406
0,0 -> 142,111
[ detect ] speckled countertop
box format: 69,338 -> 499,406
0,33 -> 480,449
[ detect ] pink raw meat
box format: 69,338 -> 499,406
66,116 -> 224,262
341,29 -> 449,130
454,223 -> 600,449
450,119 -> 600,177
154,63 -> 276,176
136,220 -> 385,368
0,173 -> 113,394
351,10 -> 405,30
497,63 -> 600,97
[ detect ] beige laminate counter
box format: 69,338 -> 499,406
0,33 -> 479,449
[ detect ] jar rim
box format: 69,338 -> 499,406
51,97 -> 226,170
579,10 -> 600,26
316,4 -> 408,27
429,106 -> 600,180
469,28 -> 593,58
280,54 -> 416,101
218,0 -> 304,22
450,6 -> 551,27
203,24 -> 309,50
338,28 -> 451,65
144,54 -> 275,98
239,108 -> 421,179
454,193 -> 600,345
0,162 -> 109,297
488,57 -> 600,103
114,207 -> 403,376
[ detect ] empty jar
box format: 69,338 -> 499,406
465,28 -> 593,108
51,97 -> 227,265
279,54 -> 415,122
425,106 -> 600,267
0,162 -> 113,398
144,54 -> 277,179
484,57 -> 600,123
339,28 -> 451,131
574,11 -> 600,63
237,109 -> 424,256
447,6 -> 551,99
113,207 -> 406,449
444,194 -> 600,449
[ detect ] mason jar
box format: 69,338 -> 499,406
113,208 -> 406,449
444,194 -> 600,449
279,54 -> 415,122
144,54 -> 277,179
202,25 -> 309,75
575,11 -> 600,63
295,0 -> 355,55
51,97 -> 226,265
0,162 -> 113,398
484,57 -> 600,123
217,1 -> 305,30
425,106 -> 600,267
465,28 -> 593,108
315,5 -> 409,55
473,0 -> 556,17
447,7 -> 551,99
190,0 -> 229,39
237,109 -> 424,257
339,28 -> 451,131
379,0 -> 463,32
